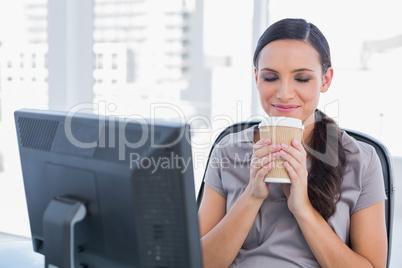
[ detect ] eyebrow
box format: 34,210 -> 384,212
260,68 -> 314,73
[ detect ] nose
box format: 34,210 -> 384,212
276,80 -> 295,100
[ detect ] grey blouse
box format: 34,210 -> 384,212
204,125 -> 386,267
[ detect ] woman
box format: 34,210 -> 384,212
198,18 -> 387,267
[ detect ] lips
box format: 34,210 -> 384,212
272,104 -> 300,113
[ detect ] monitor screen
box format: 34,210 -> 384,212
14,108 -> 203,268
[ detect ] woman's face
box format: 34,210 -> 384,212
255,39 -> 333,126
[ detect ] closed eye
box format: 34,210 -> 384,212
263,76 -> 278,82
295,78 -> 310,83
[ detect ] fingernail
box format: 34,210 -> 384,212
280,150 -> 287,157
267,161 -> 273,168
281,143 -> 288,149
264,138 -> 270,144
293,139 -> 299,146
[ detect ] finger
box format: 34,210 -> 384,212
254,137 -> 271,149
253,140 -> 271,157
292,139 -> 307,155
280,141 -> 306,167
250,161 -> 270,183
284,161 -> 301,184
255,161 -> 273,182
250,151 -> 280,170
253,143 -> 282,159
280,150 -> 306,181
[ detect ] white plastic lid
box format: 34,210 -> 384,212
259,116 -> 304,130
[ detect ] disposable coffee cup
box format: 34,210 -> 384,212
259,117 -> 304,183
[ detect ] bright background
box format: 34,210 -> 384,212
0,0 -> 401,266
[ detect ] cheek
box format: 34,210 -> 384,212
298,83 -> 321,101
257,81 -> 274,95
257,87 -> 275,100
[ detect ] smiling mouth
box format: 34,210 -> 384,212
272,104 -> 300,112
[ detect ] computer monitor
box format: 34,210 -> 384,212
14,108 -> 203,268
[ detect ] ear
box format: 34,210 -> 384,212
320,67 -> 333,93
254,67 -> 258,84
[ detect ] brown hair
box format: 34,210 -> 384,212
254,18 -> 331,74
306,109 -> 346,220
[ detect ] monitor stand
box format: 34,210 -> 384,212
43,197 -> 86,268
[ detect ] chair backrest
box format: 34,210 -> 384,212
197,121 -> 395,267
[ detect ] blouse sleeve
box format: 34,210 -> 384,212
203,145 -> 226,198
351,144 -> 387,214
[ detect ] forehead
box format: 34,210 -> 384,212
257,39 -> 321,69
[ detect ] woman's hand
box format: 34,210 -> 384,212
249,137 -> 281,200
280,139 -> 312,217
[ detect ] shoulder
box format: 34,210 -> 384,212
341,131 -> 383,185
217,125 -> 257,145
204,125 -> 256,197
341,131 -> 379,169
208,125 -> 256,164
341,131 -> 386,213
212,125 -> 256,152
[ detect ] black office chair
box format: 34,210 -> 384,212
197,121 -> 395,267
